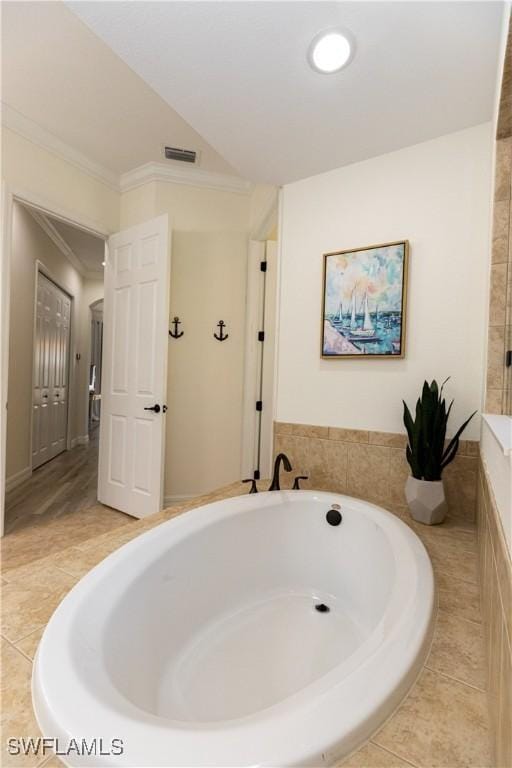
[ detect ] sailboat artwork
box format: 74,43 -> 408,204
321,241 -> 409,358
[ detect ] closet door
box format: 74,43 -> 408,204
50,286 -> 71,459
32,273 -> 71,469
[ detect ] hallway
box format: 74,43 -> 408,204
2,428 -> 133,571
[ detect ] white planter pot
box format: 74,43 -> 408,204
405,476 -> 447,525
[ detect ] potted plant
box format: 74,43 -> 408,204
403,379 -> 476,525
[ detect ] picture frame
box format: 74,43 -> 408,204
321,240 -> 409,359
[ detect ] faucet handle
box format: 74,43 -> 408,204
292,475 -> 308,490
242,478 -> 258,494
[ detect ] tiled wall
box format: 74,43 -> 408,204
486,22 -> 512,415
477,457 -> 512,767
274,422 -> 479,521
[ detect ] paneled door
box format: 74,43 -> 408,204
32,272 -> 71,469
98,215 -> 170,518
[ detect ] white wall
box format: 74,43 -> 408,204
120,181 -> 252,500
276,124 -> 493,440
2,128 -> 119,234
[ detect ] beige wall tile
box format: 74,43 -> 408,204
488,603 -> 504,766
373,668 -> 490,767
492,236 -> 509,263
347,443 -> 390,505
443,454 -> 477,521
489,263 -> 508,327
274,433 -> 348,492
493,200 -> 511,240
494,138 -> 512,202
328,427 -> 369,444
273,422 -> 293,435
487,325 -> 506,373
388,449 -> 409,506
291,423 -> 329,438
369,432 -> 408,449
427,611 -> 487,690
497,632 -> 512,768
485,387 -> 504,414
459,440 -> 479,457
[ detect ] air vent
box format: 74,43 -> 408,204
164,146 -> 197,164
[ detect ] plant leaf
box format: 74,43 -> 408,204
441,410 -> 478,469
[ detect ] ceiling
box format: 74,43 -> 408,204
1,1 -> 236,176
2,2 -> 505,186
67,1 -> 504,184
50,217 -> 105,273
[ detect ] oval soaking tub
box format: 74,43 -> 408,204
33,491 -> 435,767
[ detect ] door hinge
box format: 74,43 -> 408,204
506,350 -> 512,367
260,261 -> 267,272
258,331 -> 265,342
256,400 -> 263,411
253,469 -> 260,480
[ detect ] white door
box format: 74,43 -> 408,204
32,272 -> 71,469
98,215 -> 170,518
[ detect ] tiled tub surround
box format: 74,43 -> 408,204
477,456 -> 512,767
485,18 -> 512,416
1,476 -> 491,768
274,422 -> 479,522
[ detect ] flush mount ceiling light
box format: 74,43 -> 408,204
308,30 -> 353,74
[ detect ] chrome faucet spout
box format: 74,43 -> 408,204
268,453 -> 293,491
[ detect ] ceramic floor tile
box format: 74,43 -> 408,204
436,573 -> 481,624
15,627 -> 45,661
427,611 -> 487,690
373,668 -> 490,767
338,742 -> 415,766
430,548 -> 479,585
1,582 -> 74,644
1,639 -> 42,768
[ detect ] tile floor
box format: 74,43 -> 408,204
1,479 -> 491,767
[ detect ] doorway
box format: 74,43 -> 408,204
0,199 -> 130,558
32,271 -> 72,470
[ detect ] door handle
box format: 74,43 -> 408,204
42,394 -> 48,398
144,404 -> 161,413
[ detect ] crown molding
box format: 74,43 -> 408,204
2,104 -> 252,197
120,161 -> 252,196
28,208 -> 85,276
27,208 -> 103,279
1,103 -> 119,191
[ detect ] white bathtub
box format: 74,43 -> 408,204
33,491 -> 434,767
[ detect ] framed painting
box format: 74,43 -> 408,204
321,240 -> 409,359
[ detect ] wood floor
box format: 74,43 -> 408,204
2,426 -> 133,571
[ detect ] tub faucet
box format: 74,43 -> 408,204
268,453 -> 293,491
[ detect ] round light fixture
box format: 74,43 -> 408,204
309,30 -> 353,74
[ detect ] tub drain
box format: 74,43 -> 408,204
315,603 -> 330,613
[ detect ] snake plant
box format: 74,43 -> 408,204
403,379 -> 476,481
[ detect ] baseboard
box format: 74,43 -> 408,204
71,434 -> 90,448
5,466 -> 32,492
163,493 -> 195,507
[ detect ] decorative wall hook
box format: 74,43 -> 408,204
214,320 -> 229,342
169,316 -> 184,339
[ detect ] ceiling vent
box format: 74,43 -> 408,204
164,146 -> 197,163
